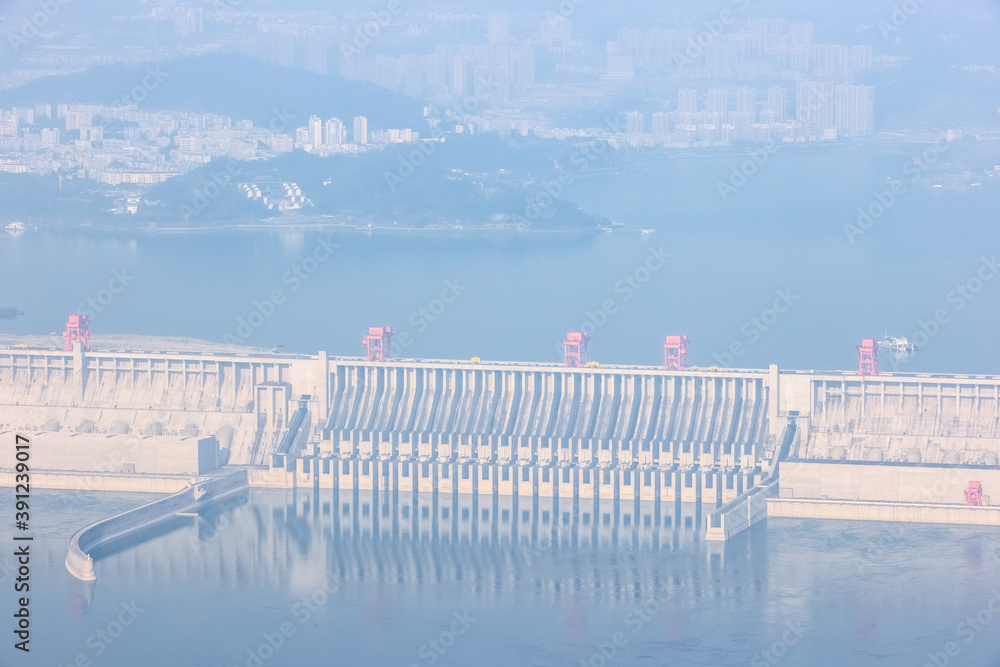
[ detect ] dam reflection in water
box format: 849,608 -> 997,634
80,487 -> 1000,666
96,487 -> 760,607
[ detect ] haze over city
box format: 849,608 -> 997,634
1,1 -> 1000,666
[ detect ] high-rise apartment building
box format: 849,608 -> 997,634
626,111 -> 645,135
851,45 -> 873,70
512,46 -> 536,87
766,87 -> 787,122
308,116 -> 322,148
735,87 -> 757,116
303,37 -> 328,75
40,128 -> 60,147
677,88 -> 698,114
651,112 -> 670,135
606,54 -> 635,81
706,88 -> 728,115
790,21 -> 814,47
487,12 -> 509,44
65,111 -> 92,131
450,57 -> 472,96
796,80 -> 835,133
815,44 -> 850,73
835,84 -> 874,137
353,116 -> 368,145
540,15 -> 572,46
324,118 -> 345,146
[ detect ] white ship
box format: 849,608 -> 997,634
878,334 -> 916,355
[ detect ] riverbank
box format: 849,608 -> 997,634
0,333 -> 275,355
24,215 -> 604,237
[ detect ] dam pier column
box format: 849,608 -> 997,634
318,351 -> 330,417
768,364 -> 779,432
73,341 -> 87,401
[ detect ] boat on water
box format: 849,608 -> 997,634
0,307 -> 24,320
878,334 -> 916,354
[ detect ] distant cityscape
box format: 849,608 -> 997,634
0,3 -> 995,221
0,104 -> 416,184
0,72 -> 874,185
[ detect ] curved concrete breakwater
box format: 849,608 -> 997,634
65,469 -> 248,581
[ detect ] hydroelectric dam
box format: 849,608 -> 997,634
2,326 -> 1000,558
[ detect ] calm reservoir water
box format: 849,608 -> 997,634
1,488 -> 999,666
1,151 -> 998,373
2,150 -> 1000,666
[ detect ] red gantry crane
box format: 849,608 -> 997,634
857,339 -> 879,376
965,481 -> 983,507
363,327 -> 393,362
664,335 -> 688,371
564,332 -> 589,368
63,315 -> 91,351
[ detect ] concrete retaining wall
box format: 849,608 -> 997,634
249,467 -> 296,488
799,376 -> 1000,465
779,460 -> 999,505
11,433 -> 219,476
705,480 -> 776,541
0,470 -> 191,493
704,420 -> 798,541
768,497 -> 1000,527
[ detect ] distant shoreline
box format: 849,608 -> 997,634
63,220 -> 604,237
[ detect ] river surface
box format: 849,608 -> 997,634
3,150 -> 1000,665
1,487 -> 1000,666
1,150 -> 1000,373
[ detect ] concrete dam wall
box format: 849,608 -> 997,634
0,345 -> 326,466
4,338 -> 1000,534
308,362 -> 775,508
771,374 -> 1000,528
324,362 -> 772,468
795,376 -> 1000,466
